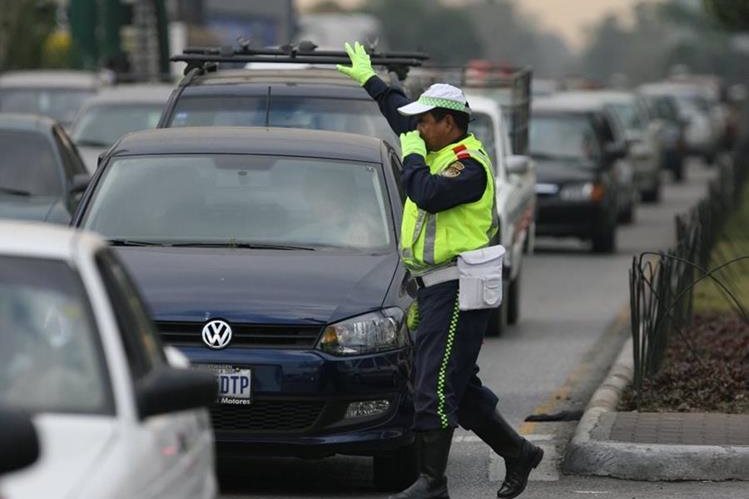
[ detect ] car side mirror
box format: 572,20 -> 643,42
69,173 -> 90,195
505,155 -> 530,175
0,409 -> 40,475
136,367 -> 217,420
604,142 -> 627,161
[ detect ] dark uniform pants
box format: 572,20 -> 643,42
413,279 -> 500,432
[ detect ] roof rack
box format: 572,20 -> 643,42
171,40 -> 429,81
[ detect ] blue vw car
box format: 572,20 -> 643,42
71,127 -> 417,491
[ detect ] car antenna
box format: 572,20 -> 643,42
265,85 -> 271,127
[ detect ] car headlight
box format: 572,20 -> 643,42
559,182 -> 605,202
317,308 -> 407,355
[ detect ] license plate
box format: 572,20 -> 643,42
201,365 -> 253,405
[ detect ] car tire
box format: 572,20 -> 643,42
591,223 -> 617,254
486,279 -> 510,336
618,201 -> 635,225
372,443 -> 418,492
507,270 -> 521,325
641,179 -> 661,203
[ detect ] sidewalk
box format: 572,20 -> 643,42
563,337 -> 749,481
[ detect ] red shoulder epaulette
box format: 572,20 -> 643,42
452,144 -> 471,161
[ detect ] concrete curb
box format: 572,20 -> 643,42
563,337 -> 749,481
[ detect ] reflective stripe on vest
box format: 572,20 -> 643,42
400,133 -> 497,272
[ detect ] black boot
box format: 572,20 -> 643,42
496,439 -> 543,498
467,409 -> 543,499
389,428 -> 454,499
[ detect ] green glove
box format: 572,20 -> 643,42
406,301 -> 420,332
336,41 -> 376,86
400,131 -> 427,159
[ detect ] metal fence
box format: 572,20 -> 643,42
629,155 -> 749,404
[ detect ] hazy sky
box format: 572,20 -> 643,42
296,0 -> 657,51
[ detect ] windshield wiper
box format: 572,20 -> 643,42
169,241 -> 316,251
0,186 -> 32,197
109,239 -> 171,247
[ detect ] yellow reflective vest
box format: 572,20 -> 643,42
400,133 -> 497,272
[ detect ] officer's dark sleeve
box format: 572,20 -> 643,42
401,153 -> 487,213
363,76 -> 417,135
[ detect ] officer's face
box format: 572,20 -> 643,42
417,112 -> 458,152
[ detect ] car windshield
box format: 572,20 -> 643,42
529,114 -> 601,163
81,154 -> 394,251
0,130 -> 62,196
606,102 -> 644,132
469,112 -> 499,166
72,103 -> 165,147
0,256 -> 113,415
0,88 -> 95,124
168,95 -> 398,146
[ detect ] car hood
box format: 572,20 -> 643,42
0,195 -> 68,224
533,158 -> 597,185
116,247 -> 400,324
1,415 -> 117,499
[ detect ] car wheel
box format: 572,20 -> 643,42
673,164 -> 684,182
641,179 -> 661,203
372,443 -> 418,492
591,223 -> 617,253
486,279 -> 510,336
617,201 -> 635,224
507,270 -> 521,325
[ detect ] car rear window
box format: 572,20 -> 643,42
0,256 -> 114,415
0,130 -> 62,196
529,114 -> 601,163
168,95 -> 398,146
81,154 -> 394,252
72,103 -> 165,147
0,88 -> 95,124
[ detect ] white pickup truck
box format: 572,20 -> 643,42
466,93 -> 536,336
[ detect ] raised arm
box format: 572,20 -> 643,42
337,41 -> 417,135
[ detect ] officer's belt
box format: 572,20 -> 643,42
415,265 -> 459,288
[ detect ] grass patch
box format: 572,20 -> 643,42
692,180 -> 749,315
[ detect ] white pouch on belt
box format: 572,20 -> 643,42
457,245 -> 505,311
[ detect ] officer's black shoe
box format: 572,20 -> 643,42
389,428 -> 454,499
496,439 -> 544,499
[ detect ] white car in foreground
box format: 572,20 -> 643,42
0,221 -> 218,499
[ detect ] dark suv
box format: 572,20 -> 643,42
529,98 -> 625,253
158,67 -> 398,146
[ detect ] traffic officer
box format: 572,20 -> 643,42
338,42 -> 543,499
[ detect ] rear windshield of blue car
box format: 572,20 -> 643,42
167,95 -> 398,146
81,154 -> 395,252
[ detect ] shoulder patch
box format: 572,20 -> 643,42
440,161 -> 465,178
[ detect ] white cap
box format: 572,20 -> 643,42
397,83 -> 471,116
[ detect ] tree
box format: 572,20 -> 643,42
362,0 -> 482,64
0,0 -> 57,70
703,0 -> 749,31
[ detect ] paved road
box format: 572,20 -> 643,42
218,159 -> 748,498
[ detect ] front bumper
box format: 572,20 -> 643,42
179,345 -> 413,458
535,197 -> 607,238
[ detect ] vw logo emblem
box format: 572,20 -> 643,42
202,320 -> 233,349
